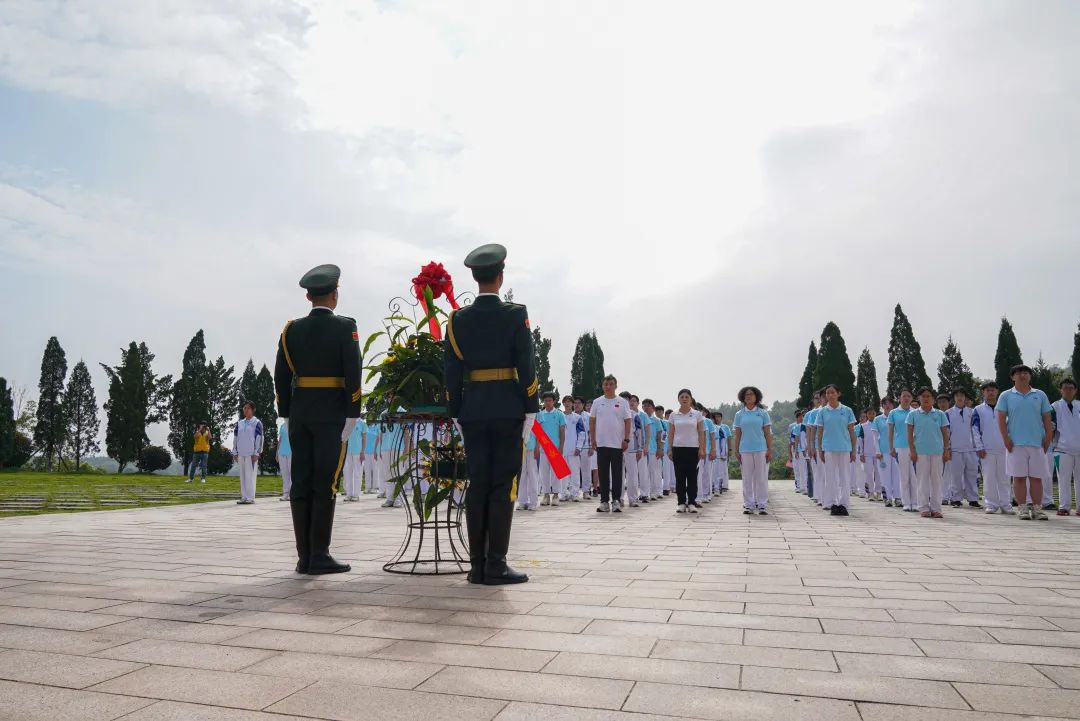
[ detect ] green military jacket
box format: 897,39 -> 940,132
274,308 -> 363,423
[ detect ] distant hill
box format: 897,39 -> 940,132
82,456 -> 240,477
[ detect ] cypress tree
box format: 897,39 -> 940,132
168,331 -> 211,474
886,304 -> 932,399
33,336 -> 68,471
102,343 -> 151,473
1031,353 -> 1060,403
994,317 -> 1023,391
570,331 -> 606,400
239,360 -> 258,415
1070,321 -> 1080,383
254,365 -> 279,473
0,378 -> 15,468
139,343 -> 172,428
812,322 -> 856,407
532,327 -> 558,397
796,342 -> 817,408
855,347 -> 882,411
937,335 -> 977,399
207,356 -> 239,443
63,361 -> 100,470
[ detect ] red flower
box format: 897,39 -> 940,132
412,262 -> 454,300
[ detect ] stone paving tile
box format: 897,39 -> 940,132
1035,664 -> 1080,689
740,664 -> 969,708
206,609 -> 356,633
338,618 -> 499,644
624,680 -> 862,721
651,638 -> 838,671
954,682 -> 1080,716
483,628 -> 658,657
0,677 -> 156,721
916,638 -> 1080,666
834,650 -> 1056,686
242,650 -> 443,688
0,648 -> 145,689
373,639 -> 556,671
542,650 -> 740,688
98,601 -> 235,623
265,680 -> 507,721
94,638 -> 280,671
0,604 -> 130,631
0,591 -> 128,612
317,602 -> 458,623
856,703 -> 1063,721
117,700 -> 311,721
0,623 -> 134,654
444,610 -> 591,633
221,628 -> 395,657
418,665 -> 634,709
493,701 -> 686,721
820,618 -> 998,642
583,619 -> 744,645
89,665 -> 312,710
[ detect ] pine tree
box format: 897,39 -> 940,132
855,347 -> 882,411
168,330 -> 211,474
102,343 -> 149,473
812,322 -> 856,407
570,331 -> 606,400
33,336 -> 68,471
532,327 -> 558,397
994,317 -> 1023,391
63,361 -> 100,470
139,343 -> 172,428
1031,353 -> 1060,403
796,342 -> 817,408
886,304 -> 933,399
1070,321 -> 1079,383
0,378 -> 15,468
936,335 -> 977,399
239,360 -> 258,415
206,356 -> 239,443
254,365 -> 279,473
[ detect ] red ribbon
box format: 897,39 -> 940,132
531,421 -> 572,480
412,262 -> 460,339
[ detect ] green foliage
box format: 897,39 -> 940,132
1030,353 -> 1062,403
570,331 -> 605,400
254,366 -> 279,473
937,335 -> 977,400
34,336 -> 68,471
0,379 -> 15,469
207,444 -> 234,475
994,317 -> 1023,391
533,326 -> 558,397
7,433 -> 32,469
855,347 -> 882,412
886,304 -> 932,399
796,342 -> 817,409
63,361 -> 100,470
239,360 -> 258,415
168,330 -> 211,473
206,356 -> 240,443
1070,321 -> 1079,384
813,322 -> 856,407
136,445 -> 172,473
102,343 -> 148,474
365,331 -> 446,411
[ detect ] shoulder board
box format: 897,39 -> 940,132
337,315 -> 356,323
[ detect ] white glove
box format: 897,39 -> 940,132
282,419 -> 288,434
523,413 -> 536,442
452,418 -> 463,439
341,417 -> 358,442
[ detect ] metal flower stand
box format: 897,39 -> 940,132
381,411 -> 470,575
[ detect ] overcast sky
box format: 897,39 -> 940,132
2,0 -> 1079,438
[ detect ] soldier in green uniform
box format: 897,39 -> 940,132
274,264 -> 361,575
445,244 -> 539,585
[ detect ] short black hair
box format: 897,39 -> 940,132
655,405 -> 665,412
618,391 -> 631,399
881,397 -> 895,406
471,266 -> 502,283
573,396 -> 584,403
738,386 -> 763,406
716,412 -> 723,419
1060,378 -> 1077,388
953,388 -> 969,397
541,391 -> 557,401
916,386 -> 935,398
603,374 -> 617,384
864,407 -> 876,415
822,383 -> 840,395
1010,364 -> 1033,377
936,393 -> 951,402
980,380 -> 998,390
242,400 -> 256,412
677,388 -> 693,399
642,398 -> 654,406
562,395 -> 573,403
630,394 -> 640,403
794,409 -> 805,417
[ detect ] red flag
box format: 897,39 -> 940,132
531,421 -> 571,479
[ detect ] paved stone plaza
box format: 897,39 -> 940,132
3,482 -> 1080,721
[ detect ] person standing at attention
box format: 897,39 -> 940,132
233,401 -> 264,504
888,389 -> 917,512
669,389 -> 705,514
734,386 -> 773,515
1053,378 -> 1080,515
817,384 -> 857,516
188,422 -> 211,484
277,419 -> 292,500
591,376 -> 633,513
907,387 -> 951,519
536,391 -> 567,506
997,364 -> 1053,521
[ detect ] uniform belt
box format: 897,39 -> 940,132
469,368 -> 518,382
295,376 -> 346,388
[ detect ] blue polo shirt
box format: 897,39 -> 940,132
662,419 -> 670,452
704,417 -> 715,453
906,407 -> 948,454
997,387 -> 1052,448
887,408 -> 912,449
647,415 -> 662,453
278,423 -> 291,457
734,406 -> 772,453
346,419 -> 367,454
536,408 -> 567,451
872,414 -> 890,455
819,403 -> 856,452
364,422 -> 379,454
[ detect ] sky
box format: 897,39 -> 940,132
2,0 -> 1079,445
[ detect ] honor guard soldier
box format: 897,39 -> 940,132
445,244 -> 540,585
274,264 -> 361,574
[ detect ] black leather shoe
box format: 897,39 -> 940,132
295,561 -> 309,574
467,567 -> 485,584
483,563 -> 529,585
307,554 -> 351,575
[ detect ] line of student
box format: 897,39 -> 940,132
790,365 -> 1080,521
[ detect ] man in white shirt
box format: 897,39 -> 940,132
590,376 -> 633,513
561,396 -> 584,502
233,401 -> 264,505
945,389 -> 981,508
973,381 -> 1012,514
1054,378 -> 1080,515
859,409 -> 882,501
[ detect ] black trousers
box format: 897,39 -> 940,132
288,419 -> 346,500
673,447 -> 699,506
805,458 -> 814,498
461,419 -> 524,563
596,447 -> 623,503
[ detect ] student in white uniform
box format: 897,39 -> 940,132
858,408 -> 882,501
888,389 -> 918,512
715,413 -> 732,494
1053,379 -> 1080,515
935,393 -> 955,506
620,393 -> 646,507
790,410 -> 808,494
233,401 -> 264,504
973,381 -> 1012,514
945,389 -> 981,508
517,417 -> 540,511
662,409 -> 675,495
734,386 -> 773,515
805,391 -> 825,506
590,375 -> 633,513
362,417 -> 379,494
873,397 -> 899,506
643,400 -> 664,500
573,397 -> 592,499
342,418 -> 367,502
277,420 -> 292,501
561,396 -> 585,502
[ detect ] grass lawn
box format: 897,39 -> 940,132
0,472 -> 284,517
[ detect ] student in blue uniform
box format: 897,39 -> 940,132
277,420 -> 292,501
907,387 -> 951,518
734,386 -> 773,515
873,397 -> 899,506
535,392 -> 567,506
818,384 -> 857,516
342,418 -> 367,502
362,416 -> 379,495
997,364 -> 1053,521
888,389 -> 917,511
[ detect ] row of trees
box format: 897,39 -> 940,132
1,331 -> 281,475
797,305 -> 1080,411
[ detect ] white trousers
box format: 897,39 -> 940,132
519,454 -> 539,507
539,451 -> 563,495
915,453 -> 944,513
343,454 -> 362,497
664,455 -> 675,490
695,458 -> 709,501
862,455 -> 881,495
823,452 -> 852,507
717,457 -> 730,489
278,455 -> 292,497
1058,453 -> 1080,511
741,451 -> 768,509
813,456 -> 826,503
896,448 -> 916,508
238,456 -> 258,501
362,454 -> 378,493
562,452 -> 582,498
623,451 -> 643,501
879,454 -> 899,501
792,453 -> 804,491
949,450 -> 980,502
981,452 -> 1010,511
646,454 -> 662,496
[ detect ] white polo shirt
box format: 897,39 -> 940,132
1053,399 -> 1080,454
591,395 -> 632,449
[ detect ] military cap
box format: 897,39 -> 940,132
464,243 -> 507,272
299,264 -> 341,296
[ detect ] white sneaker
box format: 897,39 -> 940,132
702,497 -> 711,504
629,501 -> 639,507
985,506 -> 998,514
1002,506 -> 1016,515
184,479 -> 193,483
687,505 -> 699,513
676,504 -> 687,513
551,496 -> 560,506
571,496 -> 581,502
200,479 -> 206,484
377,491 -> 386,499
597,502 -> 611,513
381,499 -> 395,508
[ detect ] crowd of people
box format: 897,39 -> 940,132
201,365 -> 1078,523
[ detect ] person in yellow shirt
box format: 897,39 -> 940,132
188,423 -> 211,483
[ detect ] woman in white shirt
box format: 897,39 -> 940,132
667,389 -> 706,514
